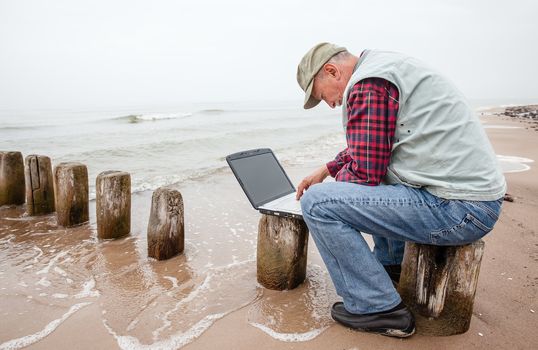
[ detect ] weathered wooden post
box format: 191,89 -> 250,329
54,162 -> 89,227
398,240 -> 485,336
147,187 -> 184,260
96,171 -> 130,239
24,154 -> 55,215
0,151 -> 25,206
257,214 -> 309,290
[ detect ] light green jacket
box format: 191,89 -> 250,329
342,50 -> 506,200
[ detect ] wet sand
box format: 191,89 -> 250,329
1,110 -> 537,349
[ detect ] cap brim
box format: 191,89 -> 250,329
303,81 -> 321,109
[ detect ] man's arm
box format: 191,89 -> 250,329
296,78 -> 399,199
326,148 -> 352,178
335,78 -> 399,184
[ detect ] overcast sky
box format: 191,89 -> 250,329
0,0 -> 537,111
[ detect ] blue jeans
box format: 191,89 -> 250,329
300,182 -> 502,314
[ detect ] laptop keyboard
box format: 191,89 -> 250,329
276,198 -> 302,212
264,193 -> 302,214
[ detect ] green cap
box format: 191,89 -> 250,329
296,42 -> 347,109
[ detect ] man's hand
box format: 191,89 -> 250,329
296,165 -> 331,200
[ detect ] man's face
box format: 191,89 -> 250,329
311,65 -> 345,109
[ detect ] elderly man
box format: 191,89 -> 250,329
296,43 -> 506,337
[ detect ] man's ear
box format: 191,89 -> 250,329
323,63 -> 340,80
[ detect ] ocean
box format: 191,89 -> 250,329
0,101 -> 346,199
0,104 -> 345,198
1,98 -> 536,196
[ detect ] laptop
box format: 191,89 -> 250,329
226,148 -> 302,219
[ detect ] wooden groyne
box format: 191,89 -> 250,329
96,170 -> 131,239
147,187 -> 185,260
54,162 -> 89,227
0,151 -> 25,206
25,154 -> 55,215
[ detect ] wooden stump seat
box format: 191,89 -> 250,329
398,240 -> 485,336
257,214 -> 309,290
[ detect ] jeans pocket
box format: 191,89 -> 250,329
467,199 -> 502,222
429,213 -> 489,245
467,213 -> 493,232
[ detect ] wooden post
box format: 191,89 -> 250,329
96,171 -> 130,239
257,214 -> 308,290
147,187 -> 184,260
398,240 -> 485,336
54,162 -> 89,227
0,151 -> 25,206
24,154 -> 55,215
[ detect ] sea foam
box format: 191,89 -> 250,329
249,322 -> 328,342
497,155 -> 534,173
105,312 -> 227,350
0,302 -> 92,350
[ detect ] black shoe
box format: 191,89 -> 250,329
383,264 -> 401,285
331,302 -> 415,338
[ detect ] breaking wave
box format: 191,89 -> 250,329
113,113 -> 193,123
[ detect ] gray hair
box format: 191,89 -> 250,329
316,50 -> 351,79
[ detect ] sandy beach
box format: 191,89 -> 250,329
1,108 -> 537,350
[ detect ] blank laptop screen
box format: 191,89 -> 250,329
230,152 -> 295,207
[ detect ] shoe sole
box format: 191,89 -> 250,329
344,325 -> 415,338
375,326 -> 416,338
333,315 -> 416,338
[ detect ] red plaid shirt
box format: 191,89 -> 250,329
326,78 -> 399,184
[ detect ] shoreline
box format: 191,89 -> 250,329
0,105 -> 537,349
479,104 -> 538,132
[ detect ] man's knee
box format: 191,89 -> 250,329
300,183 -> 329,217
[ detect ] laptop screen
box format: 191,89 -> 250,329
227,149 -> 295,208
